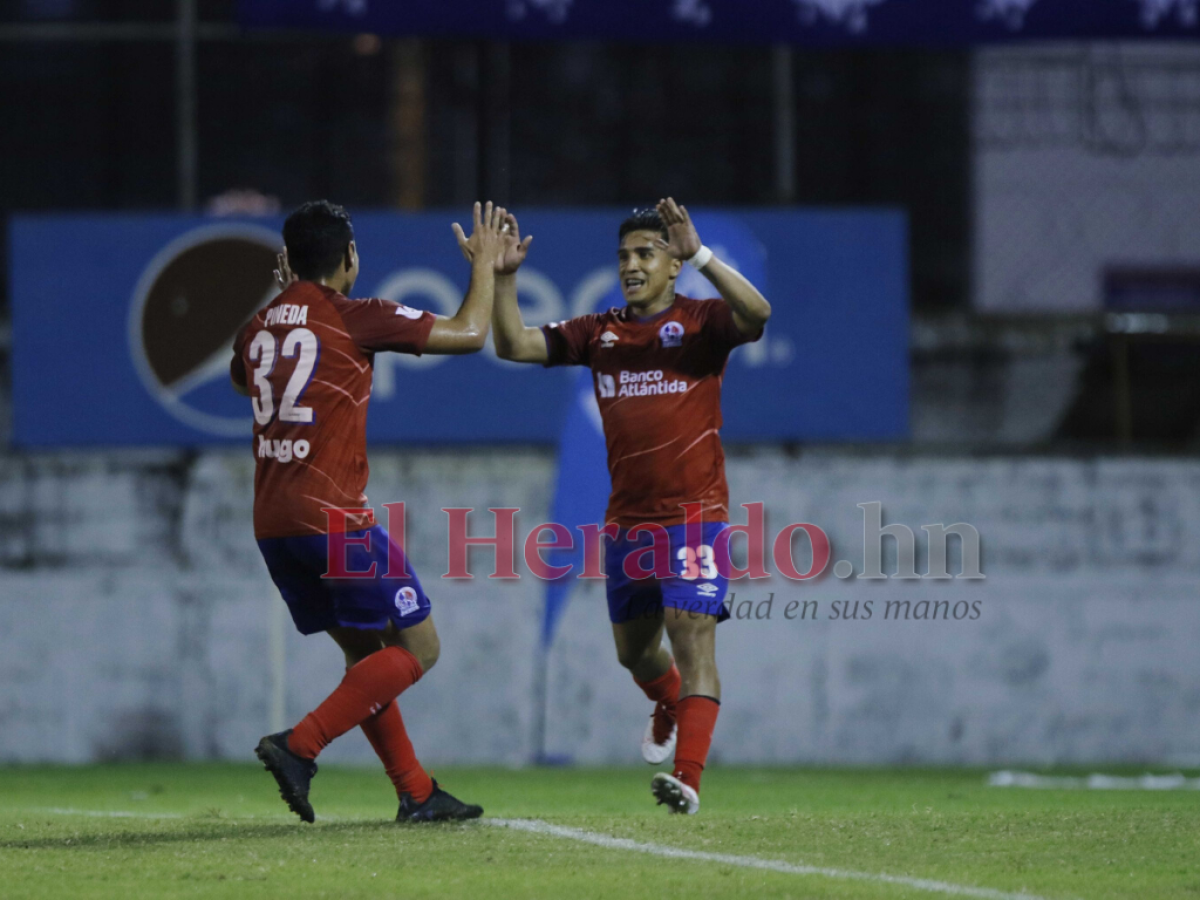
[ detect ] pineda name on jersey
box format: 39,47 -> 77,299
597,369 -> 689,399
263,303 -> 309,327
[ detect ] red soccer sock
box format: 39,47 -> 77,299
635,662 -> 681,707
672,695 -> 720,793
288,645 -> 424,760
635,663 -> 682,743
360,699 -> 434,804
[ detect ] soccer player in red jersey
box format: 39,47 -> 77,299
486,198 -> 771,814
230,199 -> 507,822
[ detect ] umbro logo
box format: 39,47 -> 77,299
697,583 -> 719,597
600,331 -> 619,349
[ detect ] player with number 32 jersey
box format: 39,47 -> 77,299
230,199 -> 508,824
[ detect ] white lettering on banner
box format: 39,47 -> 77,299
372,265 -> 566,387
264,304 -> 308,328
257,436 -> 311,463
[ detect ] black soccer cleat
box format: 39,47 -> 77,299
396,780 -> 483,823
255,730 -> 318,823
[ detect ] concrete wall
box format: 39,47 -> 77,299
974,43 -> 1200,312
2,449 -> 1199,767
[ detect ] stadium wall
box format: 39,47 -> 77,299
974,43 -> 1200,312
1,450 -> 1198,767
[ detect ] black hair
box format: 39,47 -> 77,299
282,200 -> 354,280
618,208 -> 667,242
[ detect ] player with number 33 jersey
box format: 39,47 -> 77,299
486,198 -> 772,816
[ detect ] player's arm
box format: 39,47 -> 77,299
657,197 -> 771,335
454,210 -> 545,363
489,214 -> 546,364
230,372 -> 251,397
230,329 -> 251,396
231,255 -> 291,397
426,201 -> 507,354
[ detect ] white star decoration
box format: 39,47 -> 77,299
976,0 -> 1040,29
506,0 -> 575,23
316,0 -> 368,16
791,0 -> 886,34
672,0 -> 714,26
1136,0 -> 1199,28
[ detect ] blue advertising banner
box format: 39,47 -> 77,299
240,0 -> 1200,45
10,208 -> 907,447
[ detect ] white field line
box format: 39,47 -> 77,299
486,818 -> 1055,900
22,807 -> 296,821
989,770 -> 1200,791
35,807 -> 184,819
19,808 -> 1059,900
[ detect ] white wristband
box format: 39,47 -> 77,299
687,245 -> 714,270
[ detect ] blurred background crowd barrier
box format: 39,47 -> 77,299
2,0 -> 1199,766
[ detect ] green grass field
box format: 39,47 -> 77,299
1,764 -> 1197,899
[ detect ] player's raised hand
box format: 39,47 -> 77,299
452,201 -> 507,268
655,197 -> 702,261
274,248 -> 296,291
496,213 -> 533,275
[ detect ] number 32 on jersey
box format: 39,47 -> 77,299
247,328 -> 320,426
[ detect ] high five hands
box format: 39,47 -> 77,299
452,201 -> 526,272
495,214 -> 532,276
655,197 -> 702,261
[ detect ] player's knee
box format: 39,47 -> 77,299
616,638 -> 663,671
665,614 -> 716,657
615,645 -> 645,670
665,610 -> 715,639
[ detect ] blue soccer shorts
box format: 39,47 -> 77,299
256,525 -> 431,636
605,521 -> 731,624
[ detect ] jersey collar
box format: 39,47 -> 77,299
624,293 -> 681,324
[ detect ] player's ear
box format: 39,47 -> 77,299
669,257 -> 683,279
345,240 -> 357,271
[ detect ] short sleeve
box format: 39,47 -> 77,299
230,324 -> 249,388
542,314 -> 601,367
702,298 -> 763,352
336,297 -> 437,355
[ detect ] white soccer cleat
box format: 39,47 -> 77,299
651,772 -> 699,815
641,714 -> 678,765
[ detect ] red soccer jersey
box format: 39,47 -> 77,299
231,281 -> 436,539
542,294 -> 762,529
